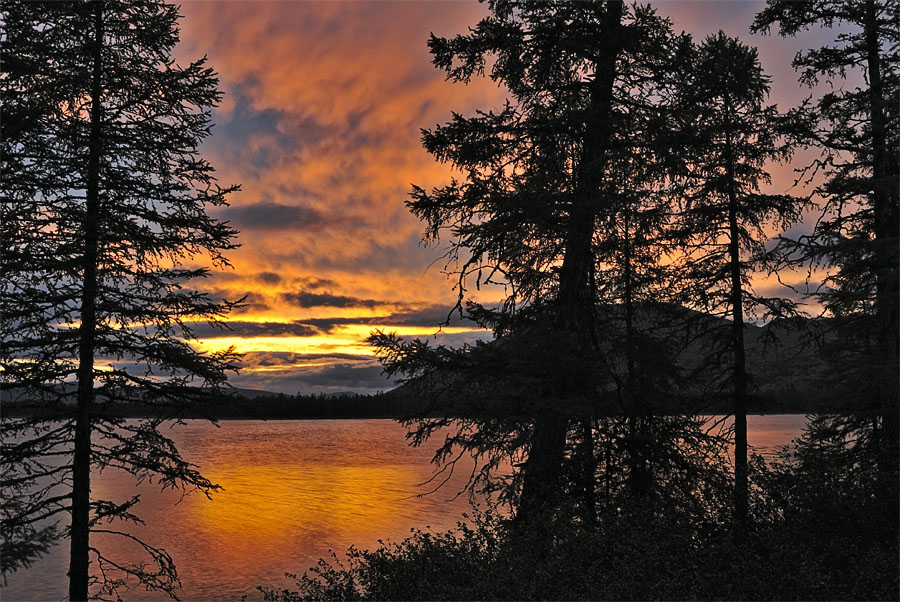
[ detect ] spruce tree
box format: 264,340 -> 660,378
370,1 -> 696,528
752,0 -> 899,518
669,32 -> 800,537
1,1 -> 239,598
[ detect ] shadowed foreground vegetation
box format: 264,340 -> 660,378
262,420 -> 899,601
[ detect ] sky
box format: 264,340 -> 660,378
168,1 -> 837,395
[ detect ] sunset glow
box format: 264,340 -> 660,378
194,325 -> 485,356
3,2 -> 893,600
167,1 -> 835,393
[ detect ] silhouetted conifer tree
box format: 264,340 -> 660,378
370,1 -> 706,531
752,0 -> 899,520
1,1 -> 239,598
668,32 -> 801,538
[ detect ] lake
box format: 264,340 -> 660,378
1,415 -> 807,601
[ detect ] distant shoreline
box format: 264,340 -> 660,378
1,386 -> 863,421
0,406 -> 858,421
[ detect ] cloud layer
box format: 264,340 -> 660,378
169,2 -> 831,393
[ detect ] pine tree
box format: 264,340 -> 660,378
370,1 -> 696,528
752,0 -> 899,522
669,32 -> 800,537
1,1 -> 239,598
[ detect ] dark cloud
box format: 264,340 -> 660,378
282,361 -> 389,390
188,321 -> 322,338
226,202 -> 333,230
275,305 -> 478,333
233,292 -> 271,314
291,276 -> 338,290
201,289 -> 271,313
240,352 -> 375,367
280,291 -> 381,309
256,271 -> 282,284
297,305 -> 472,331
206,271 -> 282,285
377,305 -> 472,327
230,352 -> 395,394
212,89 -> 298,171
218,91 -> 291,144
302,316 -> 374,331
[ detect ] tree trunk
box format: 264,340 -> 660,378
69,3 -> 103,600
579,417 -> 597,526
515,0 -> 623,528
863,0 -> 899,519
516,409 -> 570,526
622,206 -> 651,498
724,96 -> 749,541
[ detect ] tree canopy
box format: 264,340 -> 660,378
371,0 -> 737,530
1,0 -> 239,597
752,0 -> 899,517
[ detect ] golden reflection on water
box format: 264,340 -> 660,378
141,420 -> 477,601
196,463 -> 416,538
1,416 -> 807,602
3,420 -> 481,601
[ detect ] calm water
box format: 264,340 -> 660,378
2,415 -> 807,601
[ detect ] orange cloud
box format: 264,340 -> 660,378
174,2 -> 504,322
167,2 -> 831,392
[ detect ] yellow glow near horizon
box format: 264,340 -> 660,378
193,323 -> 486,356
195,335 -> 373,355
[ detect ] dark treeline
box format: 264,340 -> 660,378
0,372 -> 863,420
195,392 -> 413,419
2,392 -> 415,420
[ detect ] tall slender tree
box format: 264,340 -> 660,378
752,0 -> 899,517
371,1 -> 694,528
670,32 -> 800,538
1,1 -> 239,598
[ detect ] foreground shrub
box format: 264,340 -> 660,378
261,441 -> 899,601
